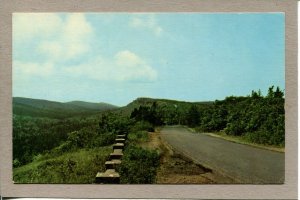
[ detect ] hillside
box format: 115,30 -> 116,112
13,97 -> 118,119
118,97 -> 213,116
66,101 -> 117,110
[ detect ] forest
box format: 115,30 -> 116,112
13,86 -> 284,183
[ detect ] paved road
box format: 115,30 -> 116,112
160,126 -> 284,183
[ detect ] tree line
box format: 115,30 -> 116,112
129,86 -> 285,146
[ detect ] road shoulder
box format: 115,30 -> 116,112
188,128 -> 284,153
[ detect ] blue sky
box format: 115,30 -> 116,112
13,13 -> 284,106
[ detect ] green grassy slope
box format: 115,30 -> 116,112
13,146 -> 111,184
65,100 -> 118,110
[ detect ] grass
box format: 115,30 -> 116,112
13,146 -> 112,184
127,130 -> 149,143
189,128 -> 284,153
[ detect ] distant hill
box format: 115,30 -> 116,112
65,101 -> 118,110
13,97 -> 118,119
13,96 -> 212,119
117,97 -> 213,116
127,97 -> 213,106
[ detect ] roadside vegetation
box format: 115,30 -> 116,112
13,111 -> 129,183
13,105 -> 160,183
13,146 -> 111,183
118,144 -> 160,184
193,86 -> 285,147
129,86 -> 285,147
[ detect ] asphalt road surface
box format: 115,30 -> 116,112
160,126 -> 284,184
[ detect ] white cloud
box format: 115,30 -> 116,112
39,13 -> 93,61
13,61 -> 54,77
115,50 -> 144,66
114,50 -> 157,80
13,13 -> 158,82
52,13 -> 93,60
13,13 -> 63,42
64,50 -> 157,81
129,15 -> 163,36
38,41 -> 63,60
14,13 -> 93,61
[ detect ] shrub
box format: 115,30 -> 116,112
13,159 -> 21,168
131,121 -> 154,132
118,145 -> 160,184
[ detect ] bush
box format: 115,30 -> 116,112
195,86 -> 285,146
55,127 -> 116,153
13,159 -> 21,168
118,145 -> 160,184
224,121 -> 246,136
244,131 -> 271,145
131,121 -> 154,132
92,132 -> 116,147
99,113 -> 131,134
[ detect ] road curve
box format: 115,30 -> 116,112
160,126 -> 284,184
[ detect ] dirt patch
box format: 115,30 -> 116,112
140,131 -> 161,150
156,153 -> 214,183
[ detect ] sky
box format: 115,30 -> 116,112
13,13 -> 284,106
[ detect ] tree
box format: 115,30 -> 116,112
130,103 -> 163,126
186,105 -> 200,127
274,86 -> 284,98
251,90 -> 262,99
267,86 -> 275,98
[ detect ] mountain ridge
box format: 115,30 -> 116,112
13,97 -> 118,119
13,96 -> 213,119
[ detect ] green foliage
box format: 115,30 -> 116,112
49,126 -> 119,159
126,97 -> 212,125
130,120 -> 154,132
130,102 -> 163,126
99,112 -> 131,134
127,86 -> 284,146
13,159 -> 21,168
186,105 -> 200,127
126,121 -> 153,144
13,147 -> 111,183
251,89 -> 262,99
13,115 -> 101,165
118,145 -> 160,184
197,86 -> 285,146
